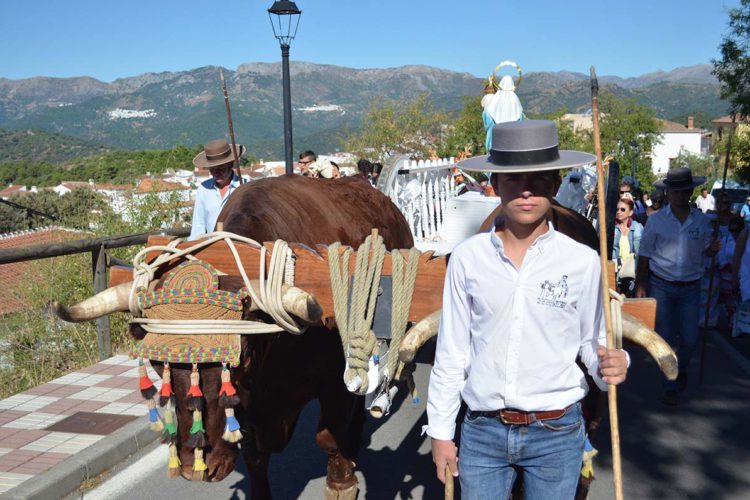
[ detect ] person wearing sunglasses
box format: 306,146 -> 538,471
297,150 -> 317,176
612,196 -> 643,296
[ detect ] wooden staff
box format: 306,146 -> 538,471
444,465 -> 454,500
699,112 -> 736,384
590,66 -> 624,500
219,68 -> 244,184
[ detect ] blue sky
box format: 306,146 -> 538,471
0,0 -> 741,82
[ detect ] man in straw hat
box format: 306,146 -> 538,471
425,120 -> 629,498
635,167 -> 719,406
189,138 -> 245,240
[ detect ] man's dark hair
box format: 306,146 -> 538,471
299,150 -> 316,160
357,159 -> 373,175
372,162 -> 383,174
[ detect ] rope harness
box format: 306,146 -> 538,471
129,231 -> 304,335
328,234 -> 420,401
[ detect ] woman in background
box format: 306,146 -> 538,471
613,197 -> 644,296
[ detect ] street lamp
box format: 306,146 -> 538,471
630,140 -> 639,181
268,1 -> 302,175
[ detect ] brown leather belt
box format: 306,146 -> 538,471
482,404 -> 574,425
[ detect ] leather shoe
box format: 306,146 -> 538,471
660,390 -> 678,406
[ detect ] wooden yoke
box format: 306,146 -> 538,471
109,235 -> 655,328
109,236 -> 656,330
113,235 -> 448,323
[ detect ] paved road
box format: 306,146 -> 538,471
76,333 -> 750,499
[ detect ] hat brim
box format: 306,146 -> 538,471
456,150 -> 596,173
653,176 -> 706,190
193,144 -> 246,169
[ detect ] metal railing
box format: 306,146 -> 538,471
0,227 -> 190,360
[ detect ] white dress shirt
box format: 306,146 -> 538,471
696,194 -> 715,213
639,206 -> 712,282
425,223 -> 608,441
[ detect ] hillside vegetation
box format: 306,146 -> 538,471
0,63 -> 728,158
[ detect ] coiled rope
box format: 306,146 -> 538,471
386,247 -> 420,383
328,234 -> 385,393
128,231 -> 303,335
328,233 -> 420,396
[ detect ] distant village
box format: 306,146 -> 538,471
0,113 -> 745,240
0,152 -> 357,230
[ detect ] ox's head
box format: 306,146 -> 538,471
52,266 -> 323,482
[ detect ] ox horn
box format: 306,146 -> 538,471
398,310 -> 441,363
397,308 -> 678,382
245,282 -> 323,324
52,281 -> 133,323
621,311 -> 678,381
54,278 -> 322,325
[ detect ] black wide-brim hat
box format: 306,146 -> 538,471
193,139 -> 246,169
653,167 -> 706,191
457,120 -> 596,173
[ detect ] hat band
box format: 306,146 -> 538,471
206,149 -> 232,161
490,145 -> 559,166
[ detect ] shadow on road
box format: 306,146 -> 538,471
591,335 -> 750,499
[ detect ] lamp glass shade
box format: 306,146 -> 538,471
268,1 -> 301,46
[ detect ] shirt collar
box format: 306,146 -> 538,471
489,221 -> 556,253
665,205 -> 700,225
210,174 -> 241,190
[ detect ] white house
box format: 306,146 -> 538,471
650,117 -> 708,175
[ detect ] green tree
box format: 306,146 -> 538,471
441,95 -> 485,157
345,94 -> 449,159
670,150 -> 717,181
599,92 -> 660,188
0,189 -> 112,234
713,0 -> 750,117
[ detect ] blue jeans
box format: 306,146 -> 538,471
649,274 -> 701,390
459,402 -> 585,500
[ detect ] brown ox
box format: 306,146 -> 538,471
56,175 -> 413,500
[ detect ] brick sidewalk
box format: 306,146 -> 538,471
0,355 -> 158,494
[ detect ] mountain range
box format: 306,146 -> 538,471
0,62 -> 726,159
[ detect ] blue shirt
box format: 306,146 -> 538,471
189,175 -> 240,240
741,203 -> 750,223
639,206 -> 712,282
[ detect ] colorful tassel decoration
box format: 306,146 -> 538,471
186,364 -> 203,411
222,407 -> 243,443
139,360 -> 156,400
159,362 -> 175,408
186,409 -> 207,449
192,447 -> 208,482
162,401 -> 178,444
218,364 -> 240,408
167,442 -> 181,478
146,398 -> 163,432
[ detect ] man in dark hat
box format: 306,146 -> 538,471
189,139 -> 245,240
426,120 -> 629,498
635,167 -> 720,405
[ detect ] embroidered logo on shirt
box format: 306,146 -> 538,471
537,275 -> 569,308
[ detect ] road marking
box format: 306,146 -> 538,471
84,445 -> 167,499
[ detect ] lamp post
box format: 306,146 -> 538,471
630,140 -> 638,181
268,1 -> 302,175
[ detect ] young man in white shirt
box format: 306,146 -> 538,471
635,167 -> 719,405
426,120 -> 629,499
696,188 -> 715,213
